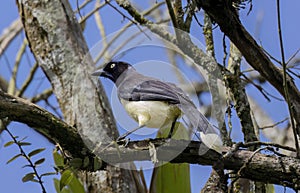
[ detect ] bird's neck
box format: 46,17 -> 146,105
115,67 -> 137,86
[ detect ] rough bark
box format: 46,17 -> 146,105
16,0 -> 138,192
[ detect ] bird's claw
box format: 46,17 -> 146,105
116,136 -> 125,142
116,137 -> 130,147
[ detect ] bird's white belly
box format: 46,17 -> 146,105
120,99 -> 181,129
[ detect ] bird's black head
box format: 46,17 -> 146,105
92,61 -> 132,82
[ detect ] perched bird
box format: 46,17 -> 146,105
92,61 -> 222,153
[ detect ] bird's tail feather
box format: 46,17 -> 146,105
179,100 -> 223,153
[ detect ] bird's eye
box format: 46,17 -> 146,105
110,63 -> 115,68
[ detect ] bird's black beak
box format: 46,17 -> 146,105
91,69 -> 114,80
91,69 -> 104,77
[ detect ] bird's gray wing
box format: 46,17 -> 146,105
119,79 -> 183,104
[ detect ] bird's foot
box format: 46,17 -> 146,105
116,135 -> 125,142
116,137 -> 130,147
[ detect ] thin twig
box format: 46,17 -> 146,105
4,127 -> 47,193
241,73 -> 285,101
16,62 -> 39,97
238,146 -> 268,175
193,12 -> 203,27
165,0 -> 178,29
261,45 -> 281,65
7,39 -> 28,95
94,2 -> 165,64
240,74 -> 271,101
44,99 -> 63,119
184,0 -> 197,30
104,0 -> 151,40
286,49 -> 300,78
222,34 -> 227,66
78,0 -> 108,24
30,89 -> 53,103
286,48 -> 300,65
260,117 -> 289,129
94,0 -> 110,61
230,146 -> 268,189
276,0 -> 300,157
74,0 -> 93,14
76,0 -> 83,19
31,75 -> 47,97
0,19 -> 23,56
240,141 -> 296,153
109,33 -> 146,60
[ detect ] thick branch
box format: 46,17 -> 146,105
226,43 -> 258,144
0,90 -> 85,158
99,139 -> 300,190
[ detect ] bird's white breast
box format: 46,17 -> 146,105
120,99 -> 181,129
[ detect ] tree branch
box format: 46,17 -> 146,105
0,90 -> 85,158
0,19 -> 23,56
226,43 -> 258,144
99,138 -> 300,190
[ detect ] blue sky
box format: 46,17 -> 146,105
0,0 -> 299,192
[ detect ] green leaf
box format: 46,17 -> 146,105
22,164 -> 32,168
54,178 -> 60,193
68,173 -> 85,193
60,170 -> 73,191
69,158 -> 82,169
93,157 -> 102,171
54,179 -> 71,193
6,154 -> 23,164
4,141 -> 14,147
31,179 -> 40,183
34,158 -> 45,166
83,157 -> 89,168
18,142 -> 31,146
22,173 -> 35,182
53,150 -> 64,167
41,172 -> 57,177
19,136 -> 28,142
28,148 -> 46,157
